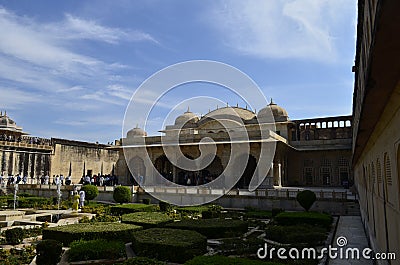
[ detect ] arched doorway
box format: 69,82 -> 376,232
201,155 -> 223,185
128,156 -> 146,185
235,154 -> 257,189
154,155 -> 174,182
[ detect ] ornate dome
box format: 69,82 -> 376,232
258,99 -> 288,122
0,111 -> 18,129
127,126 -> 147,138
175,109 -> 199,126
200,106 -> 256,124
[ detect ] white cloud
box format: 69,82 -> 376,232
60,14 -> 158,44
209,0 -> 356,62
0,87 -> 41,109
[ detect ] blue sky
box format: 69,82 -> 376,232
0,0 -> 357,143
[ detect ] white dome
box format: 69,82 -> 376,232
175,110 -> 199,126
127,126 -> 147,138
258,100 -> 288,122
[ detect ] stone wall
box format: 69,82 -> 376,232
50,138 -> 119,183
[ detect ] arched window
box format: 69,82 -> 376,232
338,157 -> 349,186
320,158 -> 331,185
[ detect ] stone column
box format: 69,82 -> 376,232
278,163 -> 282,187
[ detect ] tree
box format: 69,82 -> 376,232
113,186 -> 132,204
296,190 -> 316,211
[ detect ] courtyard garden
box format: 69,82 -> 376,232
0,188 -> 335,264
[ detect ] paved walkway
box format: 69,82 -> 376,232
328,216 -> 373,265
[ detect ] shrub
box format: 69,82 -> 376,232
113,186 -> 132,203
265,225 -> 327,246
111,203 -> 156,215
271,208 -> 284,217
185,255 -> 284,265
43,222 -> 142,246
0,245 -> 36,265
296,190 -> 316,211
5,228 -> 24,245
121,212 -> 173,229
80,185 -> 99,202
115,257 -> 166,265
132,228 -> 206,263
274,211 -> 332,229
36,239 -> 63,265
159,201 -> 171,212
166,218 -> 248,238
68,239 -> 126,262
142,198 -> 151,204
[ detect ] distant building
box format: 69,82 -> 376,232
0,111 -> 118,183
352,0 -> 400,261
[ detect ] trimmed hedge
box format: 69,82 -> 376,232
176,205 -> 210,214
184,255 -> 285,265
9,197 -> 51,208
166,218 -> 248,238
36,239 -> 63,265
265,225 -> 327,246
274,211 -> 332,229
111,203 -> 156,215
244,210 -> 272,219
114,186 -> 132,204
68,239 -> 126,262
132,228 -> 207,263
121,212 -> 173,229
43,222 -> 142,246
116,257 -> 166,265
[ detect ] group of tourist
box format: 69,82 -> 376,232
0,172 -> 120,187
79,174 -> 119,186
0,134 -> 50,145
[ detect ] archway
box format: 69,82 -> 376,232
128,156 -> 146,185
201,155 -> 223,185
154,155 -> 174,182
235,154 -> 257,189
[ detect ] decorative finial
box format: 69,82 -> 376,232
135,123 -> 139,128
270,98 -> 274,104
255,108 -> 256,113
226,102 -> 228,107
4,110 -> 6,117
217,105 -> 219,109
186,106 -> 190,113
208,108 -> 210,113
245,105 -> 247,110
236,103 -> 238,107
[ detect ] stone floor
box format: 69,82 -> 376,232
328,216 -> 373,265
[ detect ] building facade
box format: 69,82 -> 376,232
0,112 -> 118,183
352,0 -> 400,263
116,101 -> 353,189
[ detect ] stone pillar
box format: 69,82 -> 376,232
4,152 -> 9,175
278,163 -> 282,187
172,166 -> 177,183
